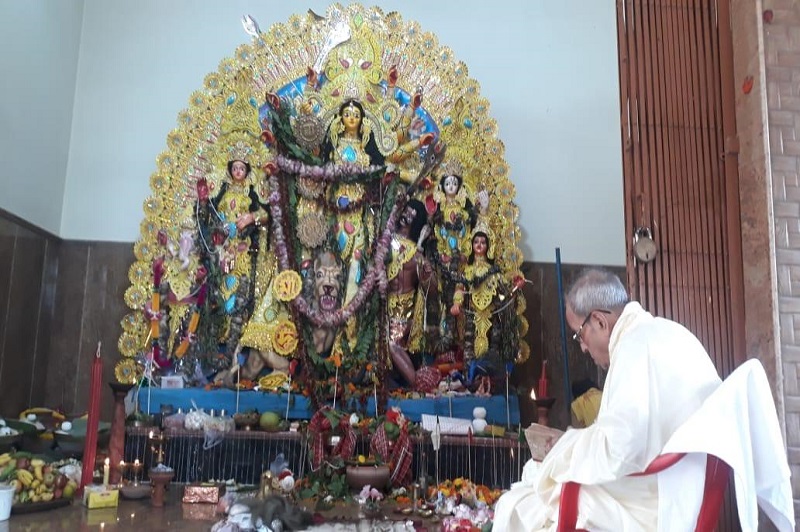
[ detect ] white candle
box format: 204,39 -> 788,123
285,374 -> 291,420
147,362 -> 152,415
235,368 -> 240,414
332,366 -> 339,410
103,458 -> 110,487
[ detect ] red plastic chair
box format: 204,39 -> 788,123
556,453 -> 731,532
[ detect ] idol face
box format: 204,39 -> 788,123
443,175 -> 460,196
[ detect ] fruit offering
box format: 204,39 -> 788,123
0,451 -> 78,504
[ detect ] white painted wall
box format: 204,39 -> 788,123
24,0 -> 625,266
0,0 -> 84,235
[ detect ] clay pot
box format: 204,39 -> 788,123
345,465 -> 391,491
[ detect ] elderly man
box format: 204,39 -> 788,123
493,268 -> 721,531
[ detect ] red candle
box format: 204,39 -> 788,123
80,342 -> 103,491
538,360 -> 548,398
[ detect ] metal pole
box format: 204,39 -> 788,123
555,248 -> 573,418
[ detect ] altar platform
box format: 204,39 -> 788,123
124,426 -> 531,490
140,388 -> 521,425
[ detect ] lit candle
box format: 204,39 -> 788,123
149,430 -> 154,440
103,458 -> 110,487
134,459 -> 140,467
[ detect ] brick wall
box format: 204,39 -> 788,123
764,0 -> 800,510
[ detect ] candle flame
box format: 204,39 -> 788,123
104,457 -> 110,465
530,388 -> 537,400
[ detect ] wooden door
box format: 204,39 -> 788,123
616,0 -> 746,379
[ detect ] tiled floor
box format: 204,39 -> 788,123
2,488 -> 443,531
4,488 -> 205,531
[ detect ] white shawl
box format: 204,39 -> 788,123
660,359 -> 795,531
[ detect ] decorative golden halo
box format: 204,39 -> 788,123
273,270 -> 303,301
124,286 -> 147,310
133,240 -> 155,262
272,319 -> 299,356
121,312 -> 144,333
128,262 -> 149,285
115,359 -> 142,385
118,331 -> 140,358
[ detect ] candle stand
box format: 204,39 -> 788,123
108,382 -> 134,484
117,461 -> 150,499
148,468 -> 175,507
533,397 -> 556,427
131,460 -> 143,484
148,430 -> 168,464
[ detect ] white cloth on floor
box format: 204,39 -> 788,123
660,359 -> 795,532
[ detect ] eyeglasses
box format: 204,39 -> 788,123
572,309 -> 612,343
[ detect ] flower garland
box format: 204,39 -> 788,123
275,154 -> 385,184
267,172 -> 404,329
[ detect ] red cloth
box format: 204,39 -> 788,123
370,424 -> 390,461
331,416 -> 356,461
370,423 -> 413,487
308,409 -> 332,470
415,366 -> 442,393
389,425 -> 413,486
308,408 -> 356,471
